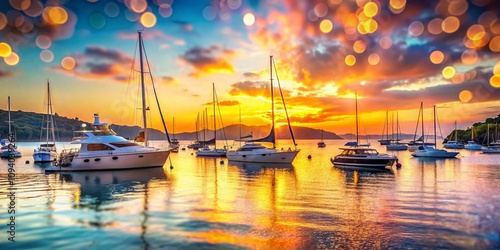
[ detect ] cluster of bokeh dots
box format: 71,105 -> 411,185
1,0 -> 499,99
309,0 -> 500,99
0,0 -> 177,70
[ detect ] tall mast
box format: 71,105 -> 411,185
7,96 -> 11,135
212,83 -> 216,146
239,105 -> 241,147
270,55 -> 275,148
433,105 -> 437,147
386,110 -> 389,141
420,102 -> 424,143
138,30 -> 148,146
355,91 -> 359,145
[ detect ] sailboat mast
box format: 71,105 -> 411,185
239,104 -> 241,147
138,30 -> 148,146
45,81 -> 50,144
434,105 -> 437,146
213,83 -> 216,145
270,55 -> 275,148
420,102 -> 424,143
355,91 -> 359,145
7,96 -> 11,135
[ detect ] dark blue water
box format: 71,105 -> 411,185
1,140 -> 499,249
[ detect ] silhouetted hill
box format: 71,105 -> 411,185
0,109 -> 343,141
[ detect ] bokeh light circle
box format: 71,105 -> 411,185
0,12 -> 7,30
61,56 -> 76,70
345,54 -> 356,66
40,50 -> 54,63
4,52 -> 19,66
141,12 -> 157,28
489,36 -> 500,52
320,19 -> 333,33
409,21 -> 424,36
203,6 -> 217,20
104,2 -> 120,18
368,53 -> 380,65
159,4 -> 173,18
430,50 -> 444,64
36,35 -> 52,49
0,42 -> 12,57
442,16 -> 460,33
379,36 -> 392,49
459,90 -> 472,102
427,18 -> 443,35
353,40 -> 366,53
442,66 -> 456,79
461,49 -> 478,64
89,13 -> 106,29
243,13 -> 255,26
490,75 -> 500,88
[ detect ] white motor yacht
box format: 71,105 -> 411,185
46,114 -> 170,172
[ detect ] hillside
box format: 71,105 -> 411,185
0,109 -> 343,141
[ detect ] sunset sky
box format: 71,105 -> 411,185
1,0 -> 500,135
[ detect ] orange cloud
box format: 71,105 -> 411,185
180,45 -> 236,77
52,46 -> 134,82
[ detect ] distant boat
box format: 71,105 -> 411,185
0,96 -> 22,159
33,80 -> 58,162
407,102 -> 435,152
482,124 -> 500,154
226,56 -> 300,163
378,110 -> 391,145
196,83 -> 227,157
46,31 -> 170,172
169,117 -> 180,152
464,126 -> 482,150
317,129 -> 326,148
386,111 -> 408,151
331,92 -> 398,171
411,104 -> 459,158
443,121 -> 465,149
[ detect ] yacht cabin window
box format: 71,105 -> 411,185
87,143 -> 115,151
110,142 -> 140,147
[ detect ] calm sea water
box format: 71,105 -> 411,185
1,140 -> 499,249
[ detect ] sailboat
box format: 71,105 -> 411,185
169,117 -> 180,152
443,121 -> 465,149
196,83 -> 227,157
378,111 -> 391,145
411,105 -> 459,158
187,113 -> 203,149
33,80 -> 58,162
407,102 -> 435,152
464,126 -> 482,150
46,31 -> 170,172
226,56 -> 300,164
386,111 -> 408,151
482,124 -> 500,154
0,96 -> 22,159
317,129 -> 326,148
330,92 -> 398,170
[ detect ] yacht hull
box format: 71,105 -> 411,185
46,150 -> 170,172
331,156 -> 396,170
482,148 -> 500,154
386,144 -> 408,151
411,150 -> 458,158
196,149 -> 227,157
0,150 -> 22,158
33,150 -> 57,162
227,149 -> 299,164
